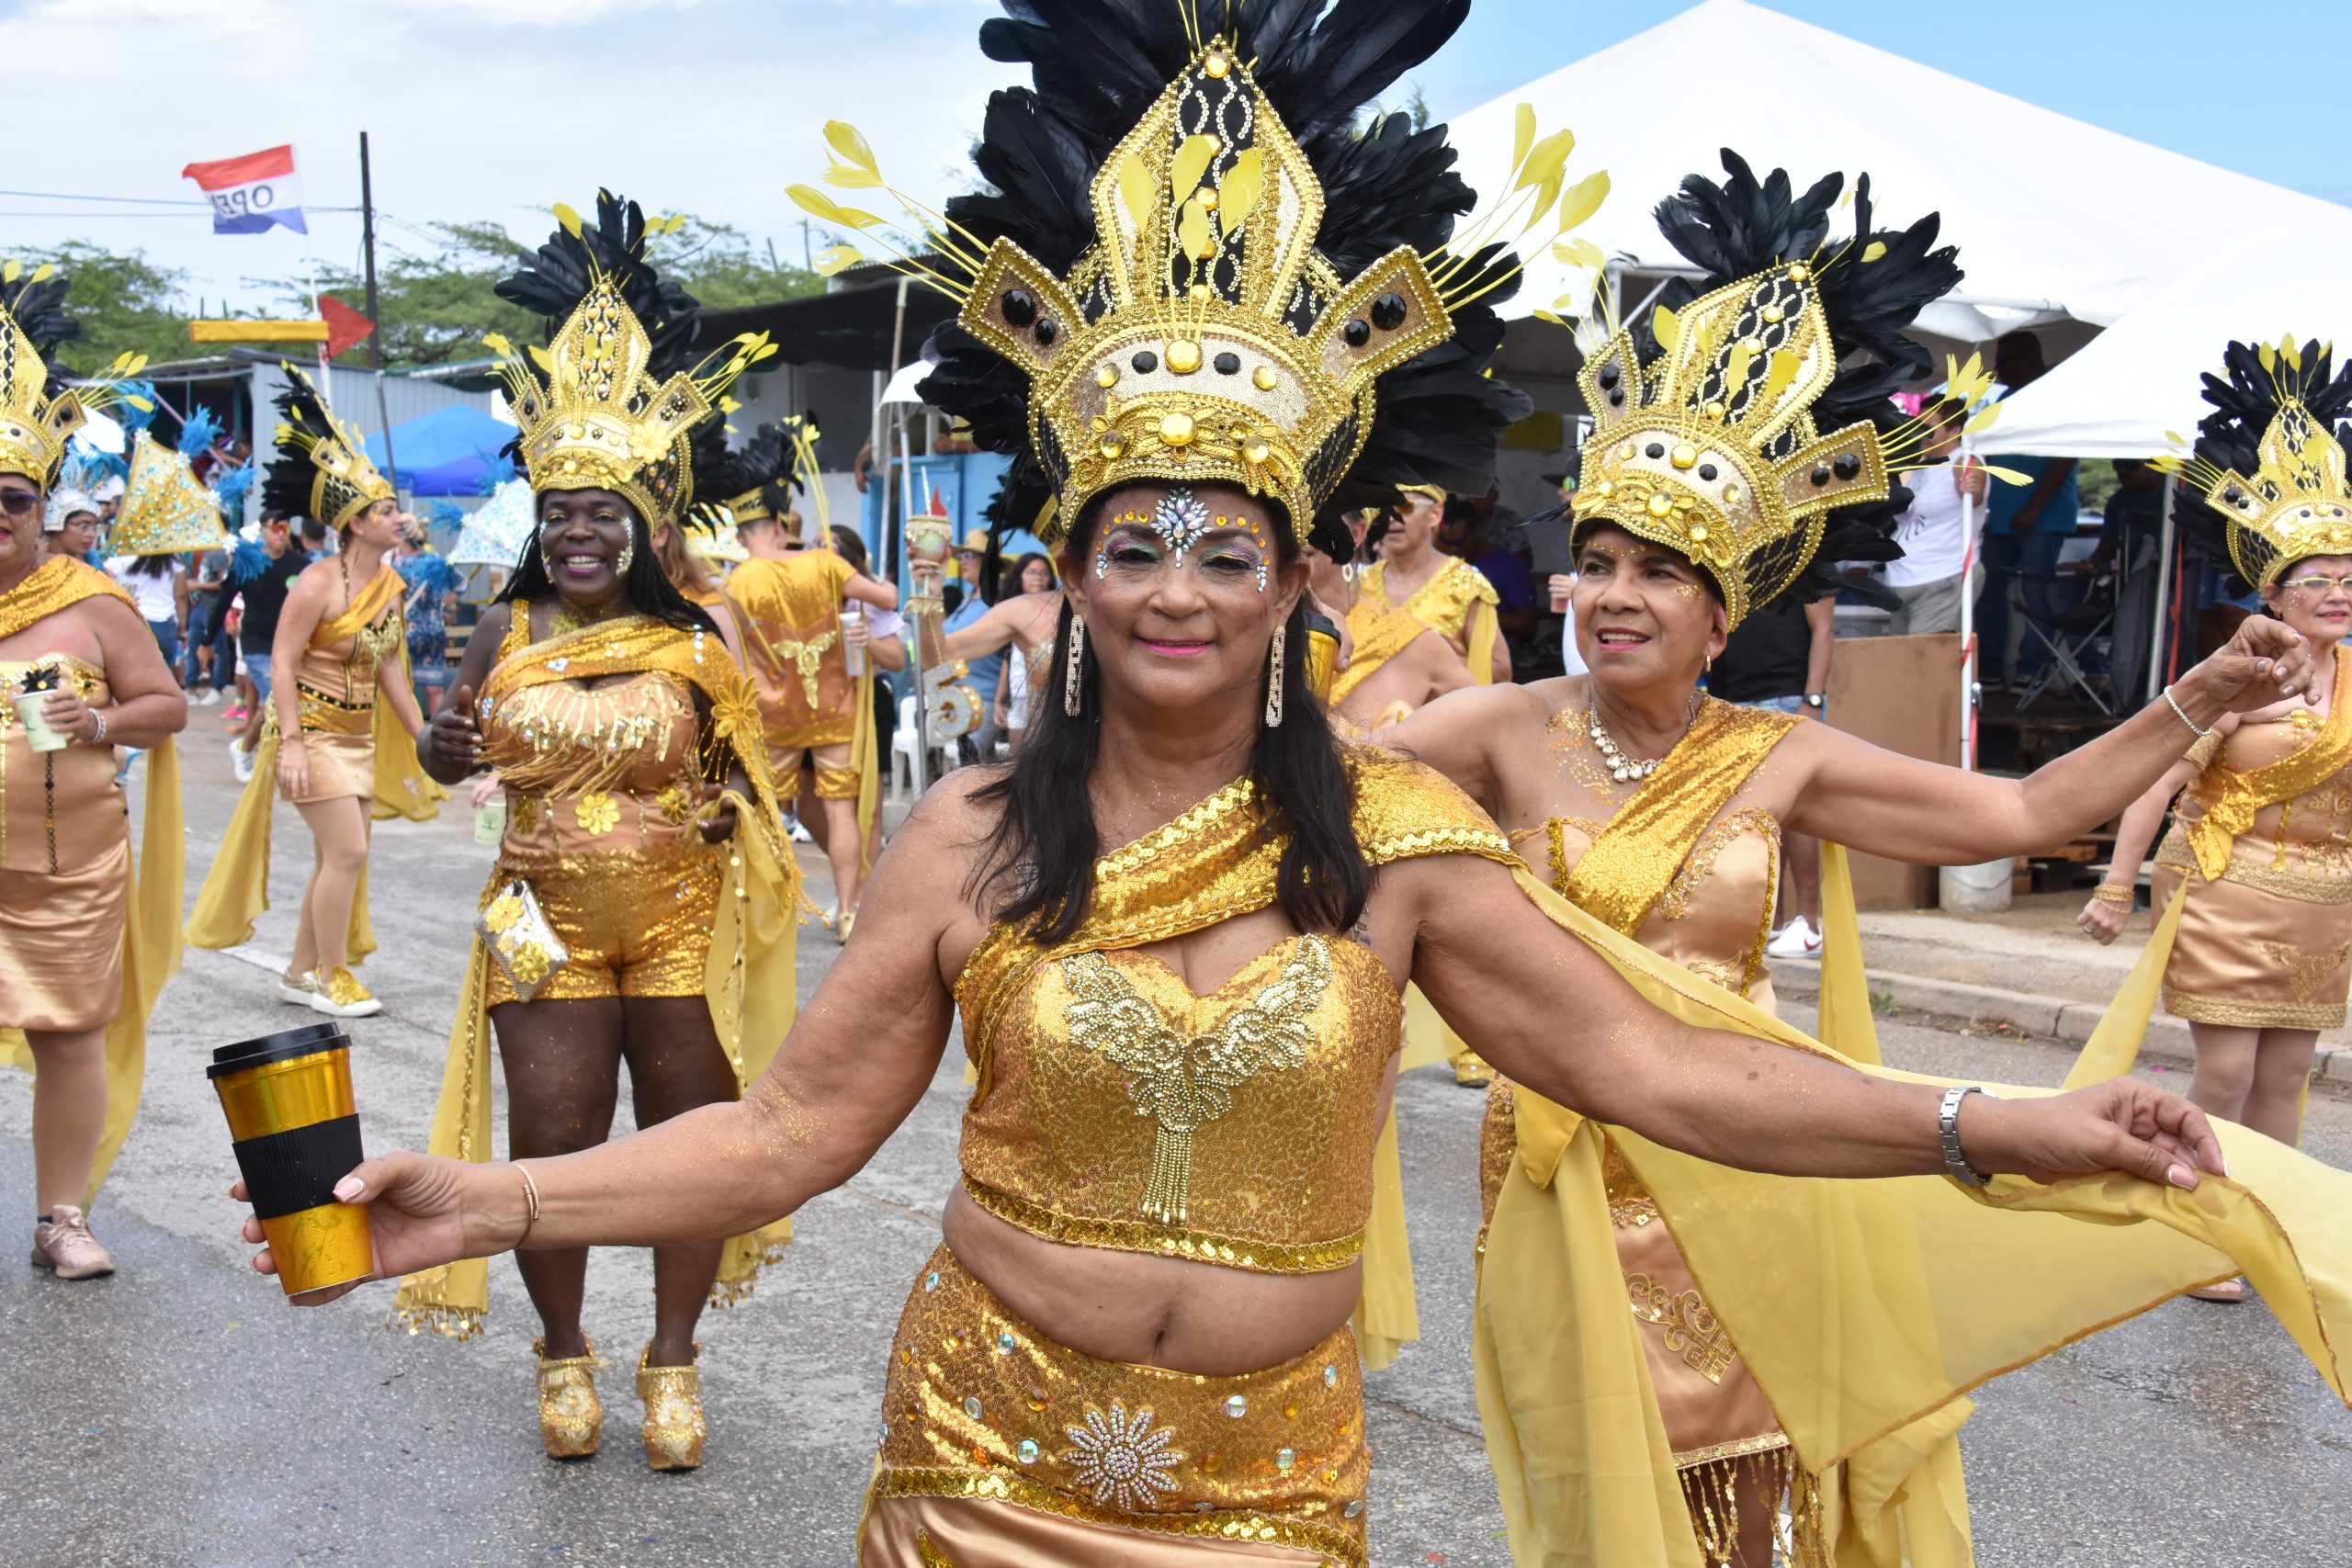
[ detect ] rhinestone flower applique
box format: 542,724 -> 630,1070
1062,1400 -> 1183,1511
1152,487 -> 1213,558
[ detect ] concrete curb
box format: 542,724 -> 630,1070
1767,957 -> 2349,1087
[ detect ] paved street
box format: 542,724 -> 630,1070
4,734 -> 2349,1567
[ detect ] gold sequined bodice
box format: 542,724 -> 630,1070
0,652 -> 124,874
1361,555 -> 1495,642
2161,705 -> 2352,888
729,552 -> 857,740
1543,812 -> 1781,1004
296,598 -> 401,716
483,615 -> 707,866
953,750 -> 1516,1275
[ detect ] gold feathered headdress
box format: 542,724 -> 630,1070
796,1 -> 1592,552
2154,336 -> 2352,588
486,194 -> 775,528
109,433 -> 232,556
1569,154 -> 1966,628
260,367 -> 397,533
0,259 -> 152,492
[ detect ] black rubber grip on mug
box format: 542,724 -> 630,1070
232,1115 -> 365,1221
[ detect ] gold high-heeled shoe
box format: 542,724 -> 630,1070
535,1337 -> 603,1459
636,1343 -> 706,1471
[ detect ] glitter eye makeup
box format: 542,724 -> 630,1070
1094,490 -> 1273,589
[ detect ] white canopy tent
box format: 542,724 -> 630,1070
1984,225 -> 2352,460
1450,0 -> 2352,341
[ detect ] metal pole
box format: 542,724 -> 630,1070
1957,442 -> 1979,772
359,131 -> 398,492
2147,474 -> 2178,705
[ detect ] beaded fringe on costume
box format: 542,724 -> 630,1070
1680,1446 -> 1828,1568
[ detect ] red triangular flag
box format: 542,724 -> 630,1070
319,295 -> 375,359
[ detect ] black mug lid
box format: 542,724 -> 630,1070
209,1022 -> 351,1080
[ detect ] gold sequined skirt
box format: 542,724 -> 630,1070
0,838 -> 127,1032
284,692 -> 378,804
860,1245 -> 1369,1567
2154,852 -> 2352,1030
482,844 -> 723,1008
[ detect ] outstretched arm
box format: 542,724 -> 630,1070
236,776 -> 981,1295
1782,617 -> 2308,863
2079,746 -> 2211,944
1374,680 -> 1540,817
1395,852 -> 2221,1187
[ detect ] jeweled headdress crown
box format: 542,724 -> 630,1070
261,366 -> 397,532
487,194 -> 775,528
2154,337 -> 2352,588
1570,152 -> 1962,627
110,422 -> 232,556
798,0 -> 1580,551
0,261 -> 152,493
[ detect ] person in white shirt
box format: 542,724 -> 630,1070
1884,399 -> 1988,634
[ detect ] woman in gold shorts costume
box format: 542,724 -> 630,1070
1385,157 -> 2327,1565
233,10 -> 2352,1563
2081,338 -> 2352,1303
392,192 -> 797,1471
187,368 -> 441,1018
0,265 -> 186,1280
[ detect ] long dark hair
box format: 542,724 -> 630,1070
129,552 -> 177,579
494,501 -> 718,637
970,494 -> 1369,943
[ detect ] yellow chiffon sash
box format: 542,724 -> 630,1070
2183,644 -> 2352,878
851,662 -> 880,874
3,737 -> 184,1209
1564,698 -> 1799,935
1331,603 -> 1428,707
1479,865 -> 2350,1565
390,615 -> 802,1337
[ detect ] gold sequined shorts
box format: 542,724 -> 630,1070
2153,858 -> 2352,1030
778,742 -> 857,799
0,839 -> 127,1033
482,846 -> 722,1008
860,1244 -> 1370,1567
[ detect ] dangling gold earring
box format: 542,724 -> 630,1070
1063,616 -> 1086,717
1264,624 -> 1286,728
1703,650 -> 1713,676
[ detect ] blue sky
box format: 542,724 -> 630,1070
3,0 -> 2343,311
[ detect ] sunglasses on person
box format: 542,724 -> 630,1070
2279,573 -> 2352,593
0,490 -> 40,519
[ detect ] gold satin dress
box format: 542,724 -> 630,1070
0,653 -> 129,1032
283,591 -> 405,804
727,551 -> 860,794
861,755 -> 1520,1567
2152,709 -> 2352,1029
477,613 -> 724,1007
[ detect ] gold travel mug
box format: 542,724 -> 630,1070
1303,609 -> 1340,705
209,1023 -> 374,1300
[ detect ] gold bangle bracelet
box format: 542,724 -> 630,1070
514,1160 -> 541,1247
2091,884 -> 2134,907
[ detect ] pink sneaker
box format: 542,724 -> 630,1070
31,1206 -> 115,1280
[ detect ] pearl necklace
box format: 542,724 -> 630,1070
1589,692 -> 1701,784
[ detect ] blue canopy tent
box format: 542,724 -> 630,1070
363,405 -> 516,498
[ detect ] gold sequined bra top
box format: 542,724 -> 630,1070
953,751 -> 1516,1273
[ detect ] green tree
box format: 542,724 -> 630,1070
21,241 -> 190,370
278,214 -> 824,367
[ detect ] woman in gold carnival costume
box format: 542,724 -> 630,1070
1307,509 -> 1472,730
186,368 -> 445,1018
234,9 -> 2352,1564
1384,154 -> 2338,1567
717,413 -> 899,934
2077,338 -> 2352,1303
0,263 -> 186,1280
1360,480 -> 1506,682
393,192 -> 797,1471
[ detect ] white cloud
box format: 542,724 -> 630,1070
1,0 -> 1017,310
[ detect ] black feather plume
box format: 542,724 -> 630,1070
259,366 -> 340,525
495,191 -> 703,382
2175,339 -> 2352,587
0,267 -> 83,393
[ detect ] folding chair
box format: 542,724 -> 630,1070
2014,568 -> 2117,716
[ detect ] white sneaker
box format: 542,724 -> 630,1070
277,967 -> 319,1005
787,818 -> 813,845
230,737 -> 255,784
197,689 -> 220,706
1767,915 -> 1823,959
